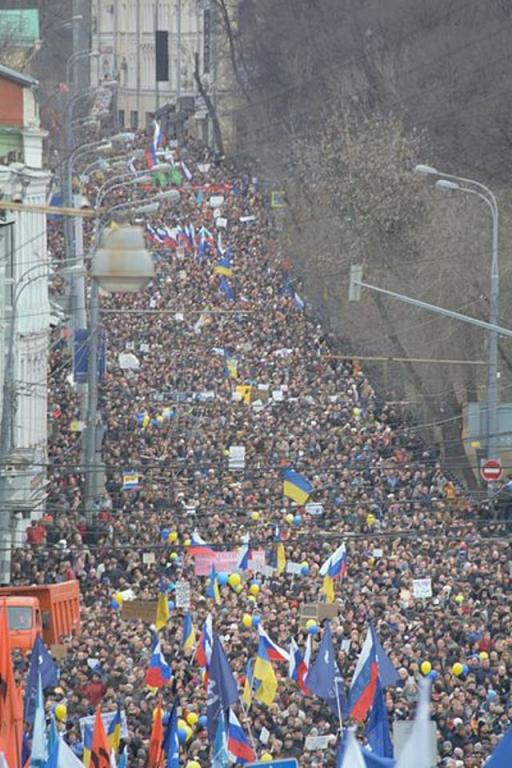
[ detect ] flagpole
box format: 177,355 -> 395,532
334,679 -> 343,735
239,700 -> 258,753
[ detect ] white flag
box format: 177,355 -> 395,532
395,679 -> 433,768
340,728 -> 366,768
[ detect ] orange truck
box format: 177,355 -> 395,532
0,581 -> 80,651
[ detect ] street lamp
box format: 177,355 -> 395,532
415,164 -> 499,490
66,50 -> 100,87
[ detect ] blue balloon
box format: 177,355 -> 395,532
252,615 -> 261,627
161,528 -> 170,541
251,579 -> 262,588
428,670 -> 438,681
168,600 -> 175,611
301,566 -> 310,577
111,599 -> 120,610
217,572 -> 229,586
178,728 -> 188,744
487,689 -> 497,700
308,624 -> 319,636
462,664 -> 469,676
293,514 -> 302,526
199,715 -> 208,728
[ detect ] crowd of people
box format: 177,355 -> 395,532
12,127 -> 512,767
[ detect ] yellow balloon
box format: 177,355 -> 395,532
113,592 -> 124,604
168,531 -> 178,543
454,594 -> 464,604
185,724 -> 193,741
184,538 -> 191,547
178,718 -> 187,730
169,552 -> 178,560
366,514 -> 376,527
186,712 -> 199,726
353,407 -> 361,417
247,595 -> 257,603
234,584 -> 243,594
55,703 -> 67,721
452,662 -> 464,676
479,651 -> 489,661
242,613 -> 253,628
228,573 -> 241,588
420,661 -> 432,676
249,584 -> 260,596
251,511 -> 260,521
187,762 -> 201,768
285,513 -> 294,525
260,753 -> 273,763
301,561 -> 309,569
306,619 -> 317,630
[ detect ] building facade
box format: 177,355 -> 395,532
0,65 -> 50,572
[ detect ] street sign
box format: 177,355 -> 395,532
248,761 -> 298,768
481,458 -> 503,483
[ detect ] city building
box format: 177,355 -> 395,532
0,64 -> 51,565
90,0 -> 239,148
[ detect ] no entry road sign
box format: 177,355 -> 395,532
480,458 -> 503,483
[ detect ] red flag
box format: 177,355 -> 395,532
148,707 -> 164,768
0,607 -> 22,768
91,707 -> 111,768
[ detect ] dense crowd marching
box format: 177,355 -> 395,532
13,129 -> 512,767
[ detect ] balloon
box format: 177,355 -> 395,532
366,513 -> 376,527
454,594 -> 464,604
308,624 -> 319,636
168,600 -> 175,611
251,511 -> 260,521
353,407 -> 361,417
462,664 -> 469,675
185,725 -> 193,741
161,528 -> 170,541
293,514 -> 302,526
228,573 -> 241,588
111,599 -> 121,610
247,595 -> 257,603
242,613 -> 253,628
217,572 -> 229,586
55,703 -> 67,721
452,662 -> 464,676
479,651 -> 489,661
178,719 -> 187,730
249,584 -> 260,596
187,762 -> 201,768
306,619 -> 317,630
301,565 -> 310,577
487,689 -> 497,701
285,513 -> 294,525
184,538 -> 191,548
234,584 -> 243,594
186,712 -> 199,726
420,661 -> 432,676
252,615 -> 261,627
168,531 -> 178,543
260,753 -> 273,763
178,728 -> 188,744
301,561 -> 309,569
113,592 -> 124,604
169,552 -> 178,561
428,670 -> 438,681
199,715 -> 208,728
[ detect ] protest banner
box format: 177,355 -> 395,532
194,550 -> 266,576
412,578 -> 433,599
121,599 -> 157,623
80,709 -> 129,741
175,580 -> 191,610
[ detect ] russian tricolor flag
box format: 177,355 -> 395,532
188,530 -> 215,557
320,542 -> 348,580
145,633 -> 172,688
289,635 -> 311,693
195,613 -> 213,673
227,710 -> 256,764
349,626 -> 398,722
258,625 -> 290,664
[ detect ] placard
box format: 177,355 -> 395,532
194,550 -> 266,576
216,217 -> 228,228
305,735 -> 331,750
412,578 -> 432,599
229,446 -> 246,471
260,565 -> 275,578
285,561 -> 303,575
143,552 -> 156,565
209,195 -> 224,208
50,644 -> 68,659
259,726 -> 270,745
121,599 -> 157,623
175,580 -> 191,610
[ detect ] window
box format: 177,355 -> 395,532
118,109 -> 125,128
130,110 -> 138,129
8,606 -> 33,630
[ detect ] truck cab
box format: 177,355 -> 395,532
0,597 -> 42,651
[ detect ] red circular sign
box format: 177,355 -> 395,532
481,459 -> 503,482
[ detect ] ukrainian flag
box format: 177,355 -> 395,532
224,355 -> 238,380
107,703 -> 122,753
235,384 -> 252,405
253,635 -> 278,706
206,564 -> 221,606
82,723 -> 93,767
242,658 -> 254,708
214,257 -> 233,277
283,469 -> 313,505
182,613 -> 196,650
155,579 -> 170,630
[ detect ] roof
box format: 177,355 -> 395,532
0,63 -> 38,87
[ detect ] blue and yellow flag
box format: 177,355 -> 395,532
253,634 -> 278,706
107,703 -> 122,753
82,723 -> 93,767
207,564 -> 221,606
283,469 -> 313,505
276,543 -> 286,575
182,613 -> 196,650
214,257 -> 233,277
242,658 -> 254,708
224,354 -> 238,380
155,579 -> 170,630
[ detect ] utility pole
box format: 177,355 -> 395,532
177,0 -> 182,105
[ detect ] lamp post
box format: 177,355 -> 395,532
415,165 -> 499,492
83,200 -> 157,521
66,49 -> 99,89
